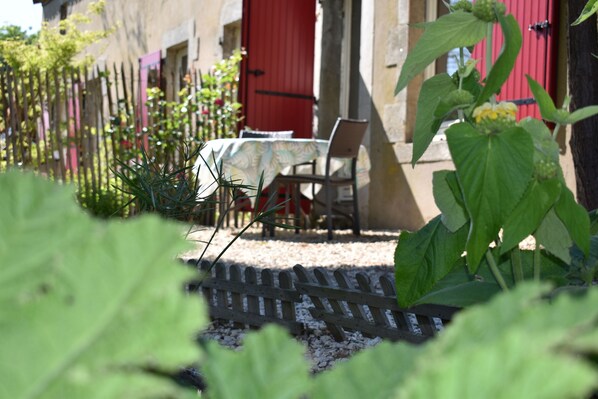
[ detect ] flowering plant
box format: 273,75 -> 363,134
394,0 -> 598,307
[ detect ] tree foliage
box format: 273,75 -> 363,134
0,0 -> 112,71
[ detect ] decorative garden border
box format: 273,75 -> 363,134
185,260 -> 460,344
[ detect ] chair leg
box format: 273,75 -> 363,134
294,183 -> 301,234
260,184 -> 277,238
352,182 -> 360,236
326,183 -> 333,240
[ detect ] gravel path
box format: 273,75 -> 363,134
181,226 -> 401,372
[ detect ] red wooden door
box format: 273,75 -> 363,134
472,0 -> 558,119
240,0 -> 316,138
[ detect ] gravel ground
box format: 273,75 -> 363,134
181,226 -> 401,373
182,226 -> 400,270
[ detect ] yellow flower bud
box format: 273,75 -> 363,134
472,101 -> 518,134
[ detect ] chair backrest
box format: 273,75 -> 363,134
239,130 -> 294,139
327,118 -> 368,159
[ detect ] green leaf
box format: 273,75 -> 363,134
0,171 -> 205,399
476,14 -> 523,105
202,325 -> 310,399
526,75 -> 558,120
535,208 -> 573,264
414,264 -> 501,307
566,105 -> 598,124
395,11 -> 489,94
394,216 -> 468,307
459,58 -> 479,79
572,0 -> 598,25
401,333 -> 597,399
554,186 -> 590,255
501,178 -> 562,253
570,235 -> 598,284
433,93 -> 472,120
568,329 -> 598,353
412,74 -> 457,165
433,170 -> 468,232
446,123 -> 534,271
310,342 -> 422,399
400,283 -> 598,399
0,171 -> 92,305
519,117 -> 560,163
475,248 -> 569,287
590,209 -> 598,235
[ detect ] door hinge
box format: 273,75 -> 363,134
528,20 -> 550,32
247,69 -> 265,77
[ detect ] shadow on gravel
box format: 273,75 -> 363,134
237,229 -> 400,244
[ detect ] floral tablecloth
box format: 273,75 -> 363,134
193,138 -> 370,204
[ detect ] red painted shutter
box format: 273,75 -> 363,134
472,0 -> 558,119
241,0 -> 316,138
138,51 -> 162,147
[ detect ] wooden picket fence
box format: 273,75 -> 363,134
186,260 -> 460,344
0,64 -> 240,221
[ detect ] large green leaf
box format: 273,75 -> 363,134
414,264 -> 501,307
411,74 -> 457,165
394,216 -> 468,307
433,170 -> 468,232
202,325 -> 310,399
500,118 -> 563,253
535,208 -> 573,264
0,171 -> 205,399
0,171 -> 92,305
476,13 -> 522,105
501,178 -> 562,253
446,123 -> 534,270
395,11 -> 488,94
572,0 -> 598,25
554,186 -> 590,255
399,283 -> 598,399
310,342 -> 421,399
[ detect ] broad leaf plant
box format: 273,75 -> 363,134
1,170 -> 597,398
394,0 -> 598,307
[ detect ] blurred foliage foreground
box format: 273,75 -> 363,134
0,171 -> 597,399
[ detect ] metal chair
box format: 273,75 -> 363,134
275,118 -> 368,240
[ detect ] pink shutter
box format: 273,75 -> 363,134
138,51 -> 162,148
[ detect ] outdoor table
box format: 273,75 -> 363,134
193,138 -> 370,205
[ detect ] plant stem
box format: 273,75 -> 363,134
551,123 -> 561,140
533,236 -> 541,281
458,47 -> 465,121
486,250 -> 510,291
209,216 -> 255,270
486,23 -> 497,105
511,247 -> 524,283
